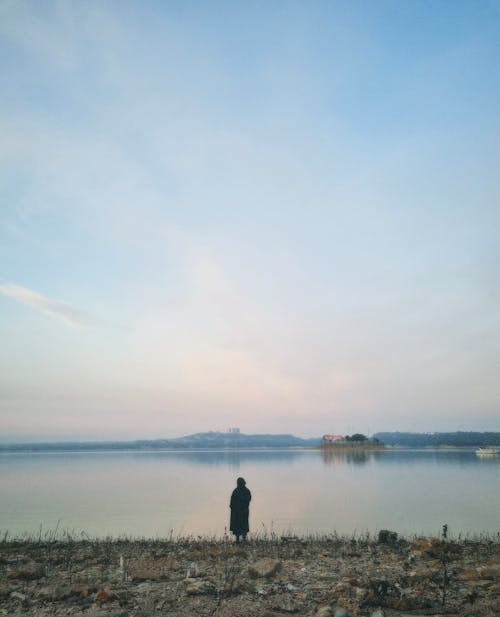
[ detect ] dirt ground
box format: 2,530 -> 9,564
1,533 -> 499,616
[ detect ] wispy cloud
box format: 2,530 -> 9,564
0,284 -> 93,328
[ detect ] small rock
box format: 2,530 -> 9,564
316,606 -> 333,617
10,591 -> 27,602
185,579 -> 216,596
136,582 -> 153,593
355,585 -> 367,600
248,558 -> 281,578
378,530 -> 398,544
96,588 -> 110,603
186,561 -> 199,577
334,608 -> 351,617
271,596 -> 299,613
371,610 -> 386,617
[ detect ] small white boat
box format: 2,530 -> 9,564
476,448 -> 498,456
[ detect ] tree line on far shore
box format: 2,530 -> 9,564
372,431 -> 500,447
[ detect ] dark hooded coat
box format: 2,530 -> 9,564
229,485 -> 251,535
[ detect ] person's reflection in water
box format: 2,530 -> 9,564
230,477 -> 251,544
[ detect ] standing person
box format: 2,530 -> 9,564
230,477 -> 251,543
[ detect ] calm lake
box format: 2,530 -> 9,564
1,448 -> 499,539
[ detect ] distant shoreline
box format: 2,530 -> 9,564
2,430 -> 499,452
0,444 -> 497,453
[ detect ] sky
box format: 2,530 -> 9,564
0,0 -> 499,442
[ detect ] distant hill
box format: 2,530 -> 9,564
0,432 -> 322,452
166,432 -> 321,448
373,431 -> 500,447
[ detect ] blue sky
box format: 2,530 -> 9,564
0,0 -> 499,441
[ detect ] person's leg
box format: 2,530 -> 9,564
235,534 -> 240,544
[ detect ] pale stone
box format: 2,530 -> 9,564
10,591 -> 27,601
185,579 -> 216,595
248,558 -> 281,578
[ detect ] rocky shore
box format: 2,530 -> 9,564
1,532 -> 498,616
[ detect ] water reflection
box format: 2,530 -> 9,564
147,449 -> 306,468
1,448 -> 499,537
2,448 -> 499,471
321,448 -> 380,465
118,449 -> 311,472
131,447 -> 500,469
374,448 -> 500,467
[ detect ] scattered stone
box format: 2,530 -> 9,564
0,535 -> 498,616
248,558 -> 281,578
